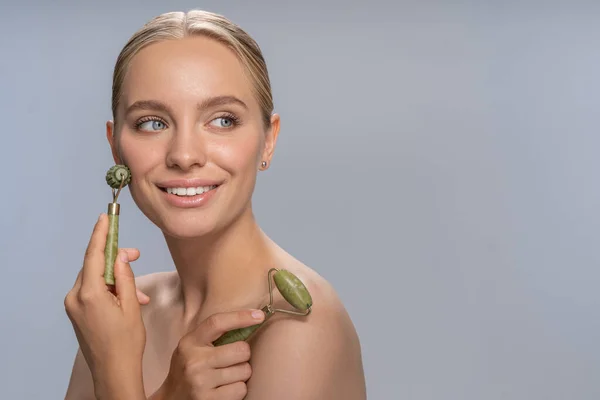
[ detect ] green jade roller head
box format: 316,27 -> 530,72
212,268 -> 313,346
103,164 -> 131,285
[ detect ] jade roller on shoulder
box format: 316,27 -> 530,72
213,268 -> 314,346
103,164 -> 131,285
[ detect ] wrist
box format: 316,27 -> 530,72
93,365 -> 146,400
95,381 -> 145,400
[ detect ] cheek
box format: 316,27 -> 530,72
213,136 -> 261,175
117,136 -> 160,187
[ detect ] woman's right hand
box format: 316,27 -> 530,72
153,309 -> 265,400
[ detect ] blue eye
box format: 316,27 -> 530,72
135,119 -> 167,131
211,117 -> 234,128
136,119 -> 167,131
209,114 -> 240,129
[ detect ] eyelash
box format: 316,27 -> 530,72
133,114 -> 241,130
133,116 -> 167,130
214,112 -> 242,128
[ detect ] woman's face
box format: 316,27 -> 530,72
106,36 -> 279,239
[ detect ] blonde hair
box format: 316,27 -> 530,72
111,10 -> 273,127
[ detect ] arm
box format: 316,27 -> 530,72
64,256 -> 154,400
244,292 -> 366,400
65,347 -> 146,400
65,348 -> 95,400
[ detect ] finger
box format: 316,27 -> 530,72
122,248 -> 140,262
73,248 -> 136,295
214,362 -> 252,385
195,310 -> 265,345
136,288 -> 150,305
208,341 -> 252,369
113,250 -> 140,314
211,381 -> 247,399
81,213 -> 109,291
121,248 -> 148,304
111,248 -> 147,304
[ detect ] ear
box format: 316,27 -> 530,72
106,120 -> 122,164
260,113 -> 280,169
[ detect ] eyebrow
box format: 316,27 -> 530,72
198,95 -> 248,111
125,95 -> 248,116
125,100 -> 173,116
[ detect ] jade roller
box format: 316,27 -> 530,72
103,164 -> 132,285
213,268 -> 313,346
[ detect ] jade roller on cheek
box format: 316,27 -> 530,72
103,164 -> 132,285
213,268 -> 313,346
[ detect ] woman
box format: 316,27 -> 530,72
64,9 -> 366,400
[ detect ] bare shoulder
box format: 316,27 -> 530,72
135,270 -> 180,304
245,260 -> 366,400
64,271 -> 179,399
134,270 -> 182,329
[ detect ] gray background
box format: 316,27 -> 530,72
1,0 -> 599,399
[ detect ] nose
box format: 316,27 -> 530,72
165,124 -> 208,171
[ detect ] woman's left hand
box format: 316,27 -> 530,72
64,214 -> 148,400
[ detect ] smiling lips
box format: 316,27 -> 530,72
165,185 -> 218,196
157,179 -> 222,208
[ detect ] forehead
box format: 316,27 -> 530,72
120,36 -> 256,111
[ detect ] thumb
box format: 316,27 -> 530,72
114,250 -> 140,313
136,288 -> 150,305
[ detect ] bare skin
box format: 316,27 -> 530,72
66,246 -> 365,399
64,36 -> 366,399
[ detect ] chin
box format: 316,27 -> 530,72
158,213 -> 222,240
163,224 -> 217,240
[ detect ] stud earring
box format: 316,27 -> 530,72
261,160 -> 268,169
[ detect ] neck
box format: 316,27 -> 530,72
163,206 -> 276,324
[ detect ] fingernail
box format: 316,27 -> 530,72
119,251 -> 129,263
98,213 -> 103,221
252,310 -> 264,319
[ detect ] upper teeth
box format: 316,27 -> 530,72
166,185 -> 217,196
